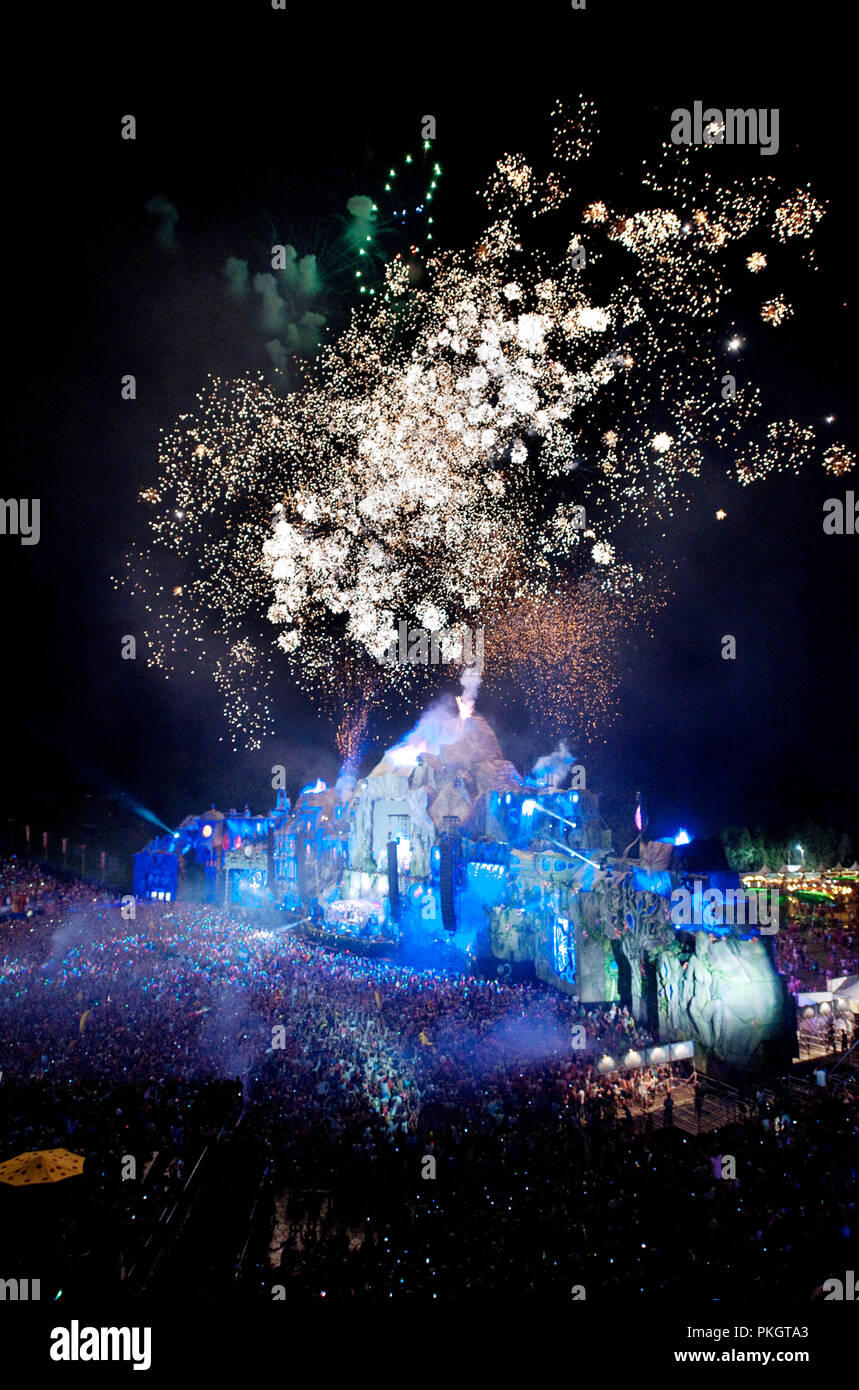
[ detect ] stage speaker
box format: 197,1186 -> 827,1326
266,826 -> 278,902
440,838 -> 457,933
387,839 -> 401,923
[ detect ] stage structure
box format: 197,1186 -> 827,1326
134,701 -> 795,1080
133,791 -> 294,908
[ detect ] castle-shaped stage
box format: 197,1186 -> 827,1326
133,700 -> 795,1082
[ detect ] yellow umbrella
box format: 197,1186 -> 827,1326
0,1148 -> 85,1186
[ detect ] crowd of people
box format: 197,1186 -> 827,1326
773,911 -> 859,994
0,855 -> 114,919
0,856 -> 857,1299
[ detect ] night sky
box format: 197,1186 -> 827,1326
4,4 -> 856,870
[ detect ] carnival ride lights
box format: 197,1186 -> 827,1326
742,869 -> 854,899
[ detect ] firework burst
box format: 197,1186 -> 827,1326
118,98 -> 842,749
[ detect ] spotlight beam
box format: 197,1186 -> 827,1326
522,796 -> 601,868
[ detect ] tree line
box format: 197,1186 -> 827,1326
720,823 -> 855,872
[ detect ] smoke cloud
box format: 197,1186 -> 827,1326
386,694 -> 466,769
345,194 -> 376,253
225,256 -> 250,298
285,310 -> 326,353
224,248 -> 328,371
145,195 -> 179,251
530,740 -> 575,786
221,193 -> 376,378
458,663 -> 482,718
335,766 -> 357,799
429,1006 -> 570,1074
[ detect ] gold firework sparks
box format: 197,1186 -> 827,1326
116,97 -> 835,748
484,568 -> 667,741
822,444 -> 855,477
761,295 -> 792,325
774,187 -> 826,242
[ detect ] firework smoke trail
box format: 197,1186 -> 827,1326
118,97 -> 853,749
335,695 -> 371,772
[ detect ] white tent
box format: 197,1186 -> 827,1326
829,974 -> 859,1000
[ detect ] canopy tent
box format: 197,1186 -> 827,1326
0,1148 -> 85,1186
829,974 -> 859,1000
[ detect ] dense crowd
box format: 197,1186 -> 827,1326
0,855 -> 114,919
773,913 -> 859,994
0,859 -> 856,1299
